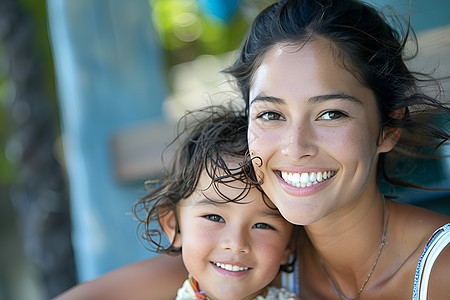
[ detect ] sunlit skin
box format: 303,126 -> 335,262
246,40 -> 450,299
247,40 -> 398,298
163,170 -> 294,300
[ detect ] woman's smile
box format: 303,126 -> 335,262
279,170 -> 337,188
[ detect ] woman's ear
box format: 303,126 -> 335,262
159,210 -> 182,248
378,107 -> 405,153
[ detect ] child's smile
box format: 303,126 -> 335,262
211,261 -> 250,273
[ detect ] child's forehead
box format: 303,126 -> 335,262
198,160 -> 242,182
182,187 -> 279,216
182,170 -> 282,213
196,154 -> 247,189
194,168 -> 255,201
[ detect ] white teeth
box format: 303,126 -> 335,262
280,171 -> 336,188
213,262 -> 249,272
300,173 -> 309,184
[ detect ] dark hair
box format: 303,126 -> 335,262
224,0 -> 450,190
133,105 -> 258,253
133,105 -> 297,272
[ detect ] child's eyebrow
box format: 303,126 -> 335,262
194,198 -> 225,207
194,198 -> 286,219
194,198 -> 255,207
261,208 -> 285,218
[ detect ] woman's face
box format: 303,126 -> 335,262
248,41 -> 396,225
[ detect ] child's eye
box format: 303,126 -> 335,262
253,223 -> 274,230
203,214 -> 224,222
317,110 -> 347,120
257,111 -> 285,121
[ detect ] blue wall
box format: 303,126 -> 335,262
368,0 -> 450,32
47,0 -> 166,281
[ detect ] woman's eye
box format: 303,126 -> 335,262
258,112 -> 285,121
253,223 -> 274,230
203,215 -> 224,222
318,110 -> 347,120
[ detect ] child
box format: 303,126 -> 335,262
133,106 -> 298,300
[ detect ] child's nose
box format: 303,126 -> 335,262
221,226 -> 250,253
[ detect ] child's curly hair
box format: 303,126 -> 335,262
132,105 -> 260,254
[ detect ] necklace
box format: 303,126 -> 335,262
188,276 -> 210,299
319,199 -> 390,300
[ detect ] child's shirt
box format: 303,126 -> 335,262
175,278 -> 298,300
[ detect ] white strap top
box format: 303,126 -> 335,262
412,223 -> 450,300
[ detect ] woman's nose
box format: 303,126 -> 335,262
221,226 -> 250,254
281,120 -> 318,160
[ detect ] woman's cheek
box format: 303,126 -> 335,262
247,125 -> 261,151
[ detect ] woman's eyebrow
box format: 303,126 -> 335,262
250,92 -> 363,106
309,93 -> 363,104
250,95 -> 286,106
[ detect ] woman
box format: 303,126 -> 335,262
54,0 -> 450,299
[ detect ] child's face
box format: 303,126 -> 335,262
172,171 -> 294,300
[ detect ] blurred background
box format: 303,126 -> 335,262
0,0 -> 448,299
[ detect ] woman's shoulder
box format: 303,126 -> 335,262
390,200 -> 450,240
387,201 -> 449,298
388,201 -> 448,265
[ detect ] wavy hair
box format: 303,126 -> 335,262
133,105 -> 260,254
224,0 -> 450,191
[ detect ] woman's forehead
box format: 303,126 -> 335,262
250,41 -> 373,103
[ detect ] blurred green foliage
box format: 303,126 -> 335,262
0,0 -> 57,183
0,38 -> 16,183
17,0 -> 58,110
149,0 -> 250,66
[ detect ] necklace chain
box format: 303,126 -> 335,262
319,199 -> 390,300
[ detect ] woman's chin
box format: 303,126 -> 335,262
275,200 -> 321,226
